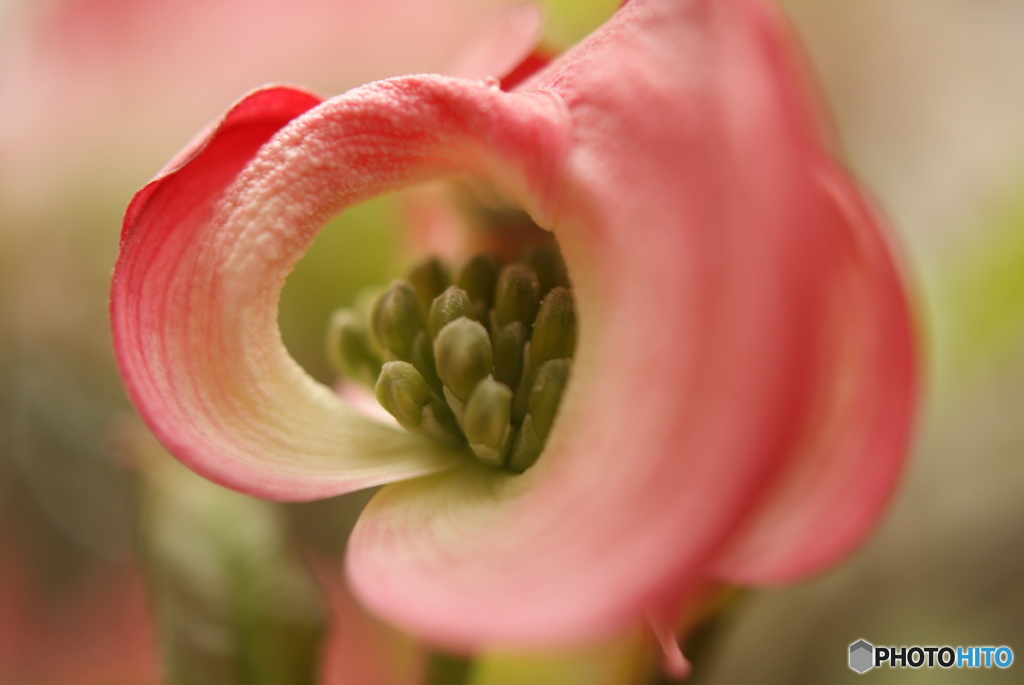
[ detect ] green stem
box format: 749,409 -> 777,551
423,648 -> 474,685
650,590 -> 750,684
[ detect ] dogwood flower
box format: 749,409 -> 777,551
111,0 -> 916,663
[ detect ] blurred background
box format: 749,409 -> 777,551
0,0 -> 1022,682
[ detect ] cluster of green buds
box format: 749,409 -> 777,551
327,242 -> 576,473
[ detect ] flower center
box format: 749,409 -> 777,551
328,241 -> 576,473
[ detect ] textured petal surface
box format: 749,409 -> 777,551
112,79 -> 572,500
346,0 -> 913,648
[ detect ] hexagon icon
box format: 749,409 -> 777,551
849,640 -> 874,673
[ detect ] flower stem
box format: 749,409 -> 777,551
651,590 -> 750,684
423,648 -> 473,685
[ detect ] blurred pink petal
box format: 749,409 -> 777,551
31,566 -> 158,685
315,561 -> 421,685
0,537 -> 157,685
112,0 -> 916,653
711,162 -> 917,583
0,0 -> 541,213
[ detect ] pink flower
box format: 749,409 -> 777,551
111,0 -> 916,660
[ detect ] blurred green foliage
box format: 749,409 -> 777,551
928,184 -> 1024,395
140,454 -> 327,685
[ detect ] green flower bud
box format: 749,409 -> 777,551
528,359 -> 571,441
406,257 -> 450,313
325,309 -> 382,387
370,281 -> 423,361
507,415 -> 543,473
493,321 -> 527,389
374,362 -> 432,429
521,241 -> 570,295
494,263 -> 540,330
463,377 -> 514,467
428,286 -> 473,339
530,286 -> 576,367
330,244 -> 576,475
434,318 -> 493,402
455,253 -> 500,310
411,330 -> 442,394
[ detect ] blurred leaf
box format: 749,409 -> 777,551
927,186 -> 1024,394
138,447 -> 327,685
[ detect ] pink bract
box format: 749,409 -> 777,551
111,0 -> 916,650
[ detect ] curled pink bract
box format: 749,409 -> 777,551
111,0 -> 916,649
